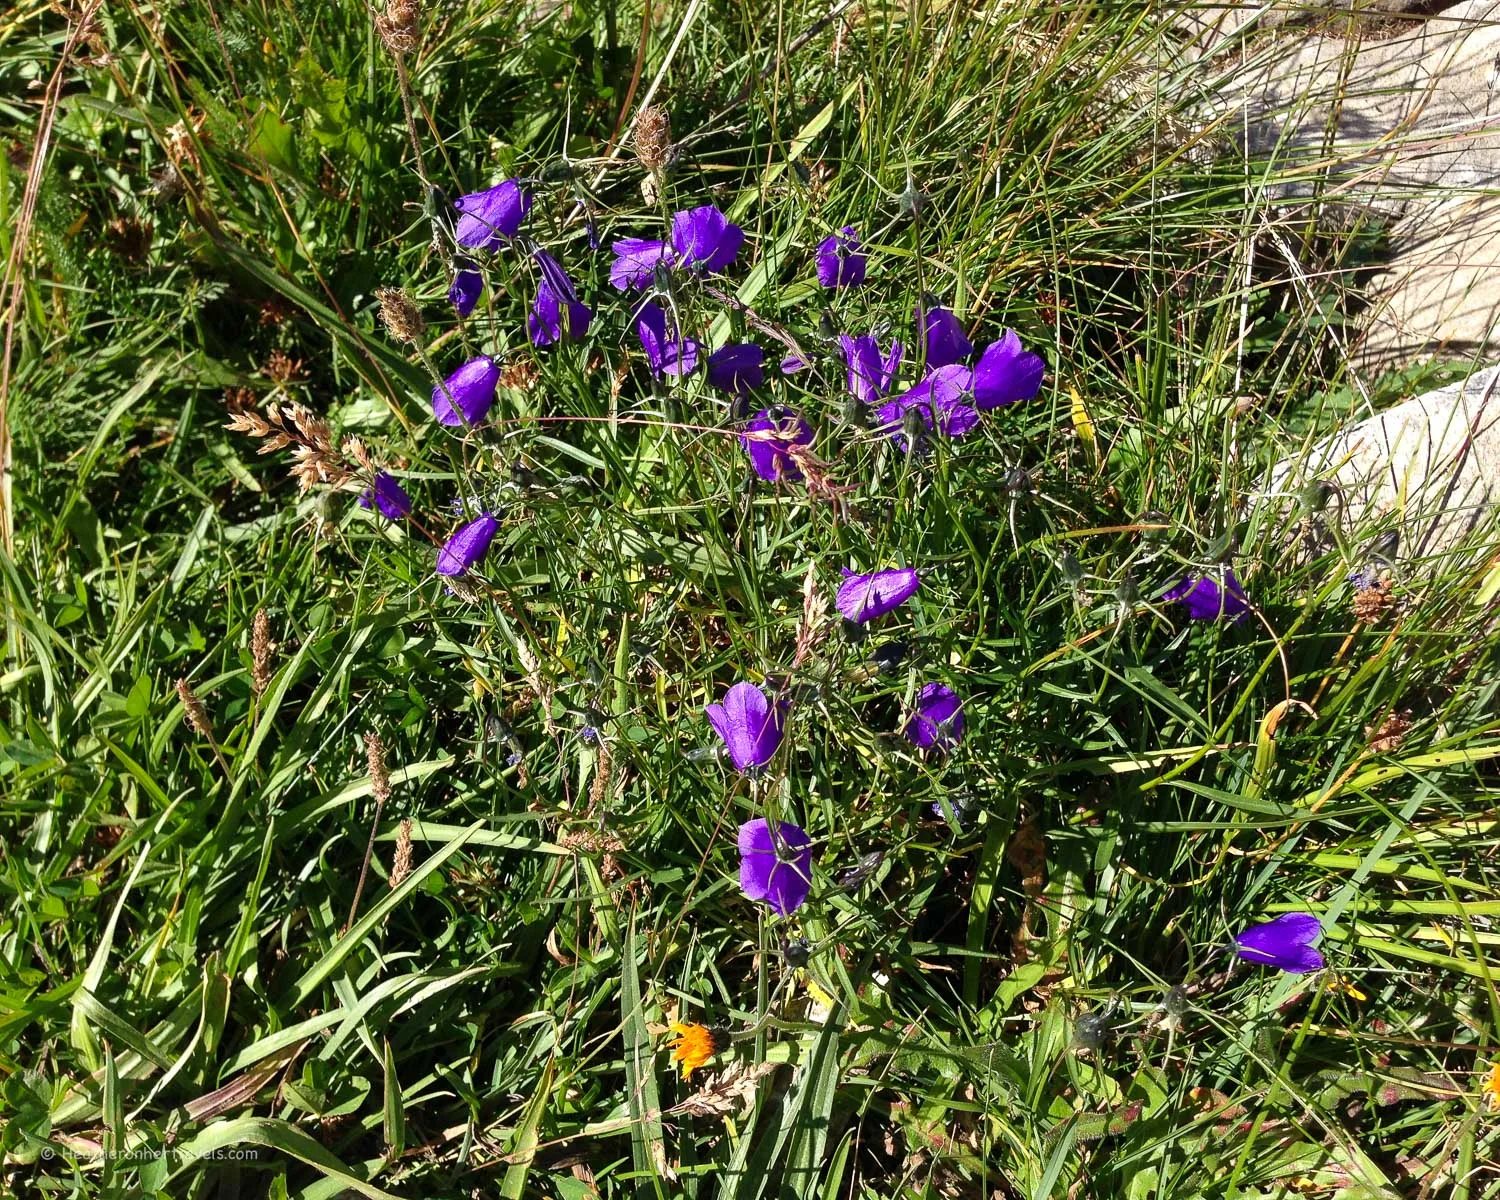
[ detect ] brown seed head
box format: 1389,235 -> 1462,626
365,733 -> 392,804
251,609 -> 273,696
389,817 -> 414,888
375,0 -> 421,55
176,677 -> 214,738
375,286 -> 425,345
633,105 -> 673,174
1366,712 -> 1412,754
1352,580 -> 1393,625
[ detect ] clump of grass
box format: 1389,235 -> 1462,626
4,1 -> 1500,1198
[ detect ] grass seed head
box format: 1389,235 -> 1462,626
633,105 -> 673,174
365,733 -> 392,804
390,817 -> 414,888
251,608 -> 273,696
375,286 -> 425,345
176,678 -> 214,738
375,0 -> 421,55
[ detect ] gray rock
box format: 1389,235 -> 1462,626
1269,362 -> 1500,555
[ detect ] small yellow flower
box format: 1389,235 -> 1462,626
1324,974 -> 1367,1002
665,1022 -> 724,1080
1483,1060 -> 1500,1112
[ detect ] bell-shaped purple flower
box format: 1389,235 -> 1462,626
609,237 -> 674,290
707,343 -> 765,397
359,471 -> 412,520
432,356 -> 500,427
1233,913 -> 1324,974
905,683 -> 963,750
450,264 -> 483,316
741,408 -> 812,482
671,205 -> 744,274
836,567 -> 920,623
705,681 -> 785,773
972,329 -> 1044,410
637,301 -> 700,378
437,512 -> 498,576
453,180 -> 530,250
780,353 -> 808,374
528,248 -> 591,346
738,818 -> 813,916
921,306 -> 973,370
1164,569 -> 1249,622
874,365 -> 978,450
839,334 -> 903,406
816,226 -> 866,288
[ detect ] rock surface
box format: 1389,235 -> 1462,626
1269,362 -> 1500,555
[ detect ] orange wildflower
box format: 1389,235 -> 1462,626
665,1022 -> 724,1080
1483,1061 -> 1500,1112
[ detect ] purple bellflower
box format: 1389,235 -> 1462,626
671,204 -> 744,274
637,302 -> 700,378
528,248 -> 591,346
921,306 -> 973,370
874,364 -> 979,450
905,683 -> 964,750
437,512 -> 498,576
836,567 -> 920,623
1164,569 -> 1250,622
609,237 -> 673,290
707,343 -> 766,397
453,180 -> 530,250
972,329 -> 1044,409
839,334 -> 903,406
705,680 -> 786,773
741,408 -> 812,482
1233,913 -> 1325,974
816,226 -> 866,288
449,264 -> 483,317
359,471 -> 412,520
738,818 -> 813,916
432,356 -> 500,427
780,353 -> 808,374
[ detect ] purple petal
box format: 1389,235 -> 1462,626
359,471 -> 412,520
1234,913 -> 1325,974
436,512 -> 498,576
449,267 -> 483,317
738,818 -> 812,915
875,365 -> 976,449
972,329 -> 1044,410
671,205 -> 744,273
904,682 -> 963,749
453,180 -> 530,249
816,226 -> 866,289
707,343 -> 766,397
636,301 -> 700,378
836,567 -> 920,623
1165,569 -> 1249,622
839,334 -> 903,406
780,353 -> 807,374
609,238 -> 673,290
705,681 -> 785,772
528,250 -> 591,346
921,306 -> 973,370
740,408 -> 812,482
432,356 -> 500,427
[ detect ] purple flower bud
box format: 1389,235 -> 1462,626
1233,912 -> 1324,974
972,329 -> 1044,410
904,683 -> 963,750
432,356 -> 500,427
920,306 -> 972,370
359,471 -> 412,520
449,266 -> 483,317
636,301 -> 700,378
838,333 -> 903,406
609,237 -> 674,290
670,204 -> 744,274
704,680 -> 785,773
740,408 -> 812,482
453,180 -> 530,249
780,353 -> 808,374
527,248 -> 591,346
836,567 -> 920,623
1163,569 -> 1249,622
706,343 -> 765,397
816,226 -> 866,289
437,512 -> 498,576
738,818 -> 812,916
